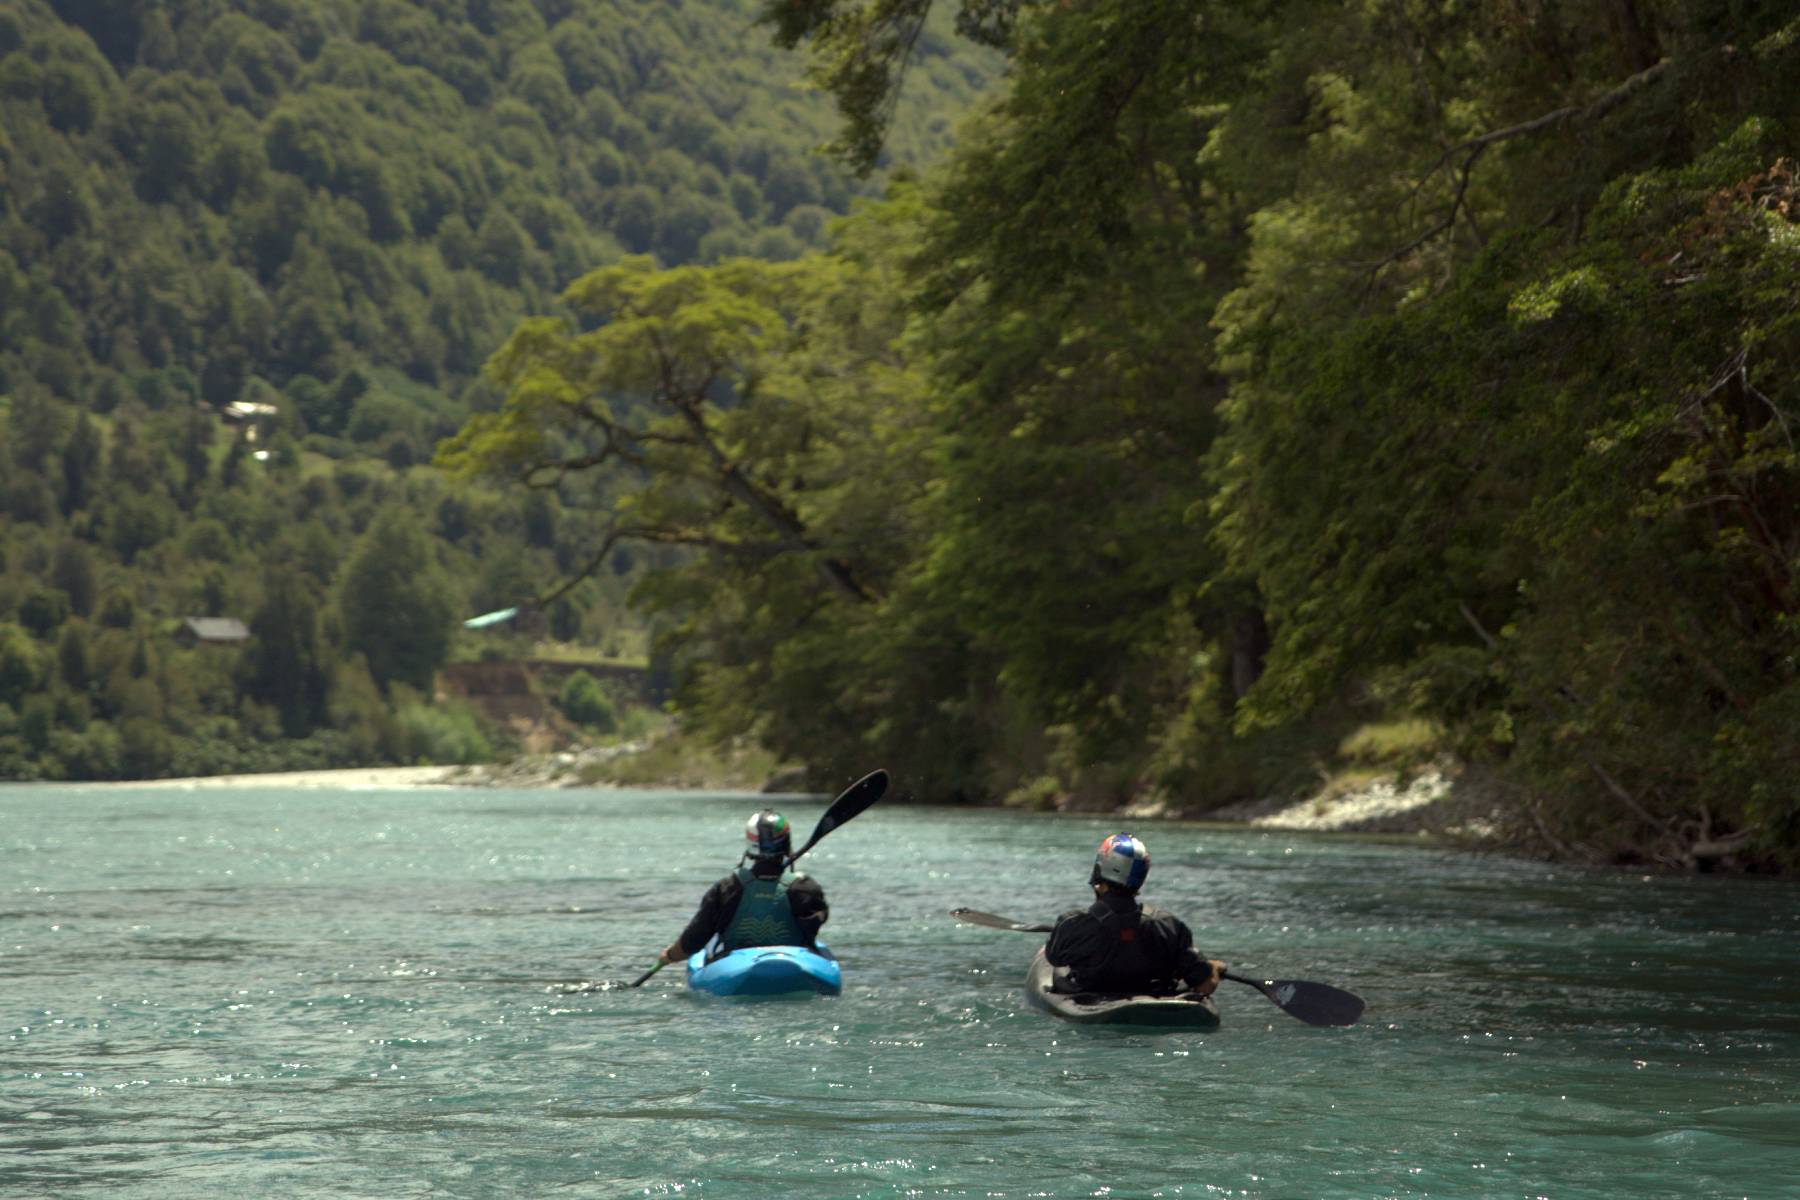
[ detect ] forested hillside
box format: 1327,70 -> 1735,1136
9,0 -> 1798,873
0,0 -> 990,779
450,0 -> 1800,870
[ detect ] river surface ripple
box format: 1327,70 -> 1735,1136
4,783 -> 1797,1198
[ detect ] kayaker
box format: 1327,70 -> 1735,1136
657,809 -> 829,964
1044,833 -> 1224,996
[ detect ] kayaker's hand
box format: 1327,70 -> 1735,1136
658,942 -> 681,965
1193,959 -> 1227,998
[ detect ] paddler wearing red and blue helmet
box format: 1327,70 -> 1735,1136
1044,833 -> 1225,997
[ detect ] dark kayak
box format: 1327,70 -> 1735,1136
1024,948 -> 1221,1028
686,941 -> 842,997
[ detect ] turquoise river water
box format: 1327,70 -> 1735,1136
4,781 -> 1798,1198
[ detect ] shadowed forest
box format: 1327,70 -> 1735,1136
4,0 -> 1799,872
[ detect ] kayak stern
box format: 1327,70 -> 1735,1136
686,942 -> 842,997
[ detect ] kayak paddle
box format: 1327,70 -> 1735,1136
950,908 -> 1055,934
626,960 -> 666,989
552,967 -> 658,994
788,767 -> 889,866
948,907 -> 1366,1027
627,769 -> 891,987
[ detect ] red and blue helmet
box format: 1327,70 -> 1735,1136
1092,833 -> 1150,891
744,810 -> 792,858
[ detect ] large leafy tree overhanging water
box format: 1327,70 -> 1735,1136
458,0 -> 1800,867
440,195 -> 995,798
1225,137 -> 1800,867
1202,4 -> 1800,868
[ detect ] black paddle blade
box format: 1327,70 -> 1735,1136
789,768 -> 889,864
1224,972 -> 1365,1027
949,908 -> 1054,934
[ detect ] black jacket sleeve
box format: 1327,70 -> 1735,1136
1042,908 -> 1097,969
674,875 -> 740,957
1147,908 -> 1212,989
787,875 -> 828,943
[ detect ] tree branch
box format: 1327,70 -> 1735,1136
646,335 -> 879,605
1370,56 -> 1673,289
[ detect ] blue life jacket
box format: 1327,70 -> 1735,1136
720,865 -> 805,949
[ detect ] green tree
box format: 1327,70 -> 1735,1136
472,206 -> 529,286
336,509 -> 457,692
132,102 -> 205,203
0,624 -> 45,709
61,413 -> 102,515
761,0 -> 1008,173
56,620 -> 92,692
440,198 -> 973,792
49,539 -> 97,618
555,670 -> 618,732
241,569 -> 331,736
18,588 -> 72,638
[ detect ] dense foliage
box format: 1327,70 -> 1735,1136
10,0 -> 1800,873
456,0 -> 1800,870
0,0 -> 989,778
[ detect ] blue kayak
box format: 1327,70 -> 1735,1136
685,941 -> 842,997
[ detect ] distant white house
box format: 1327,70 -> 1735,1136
221,400 -> 280,442
175,617 -> 251,648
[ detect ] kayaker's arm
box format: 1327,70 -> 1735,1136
1161,915 -> 1224,996
1042,909 -> 1097,968
1186,959 -> 1227,997
788,874 -> 828,944
662,876 -> 742,961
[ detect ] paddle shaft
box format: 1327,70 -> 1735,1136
627,960 -> 665,988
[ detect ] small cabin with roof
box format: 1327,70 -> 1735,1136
174,617 -> 251,648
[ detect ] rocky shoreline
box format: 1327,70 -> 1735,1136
119,750 -> 1508,844
1194,761 -> 1509,841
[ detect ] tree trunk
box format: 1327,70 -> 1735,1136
1229,607 -> 1269,699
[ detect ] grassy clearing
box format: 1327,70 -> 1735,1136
1298,718 -> 1448,805
530,637 -> 650,668
577,725 -> 791,792
1336,718 -> 1443,768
